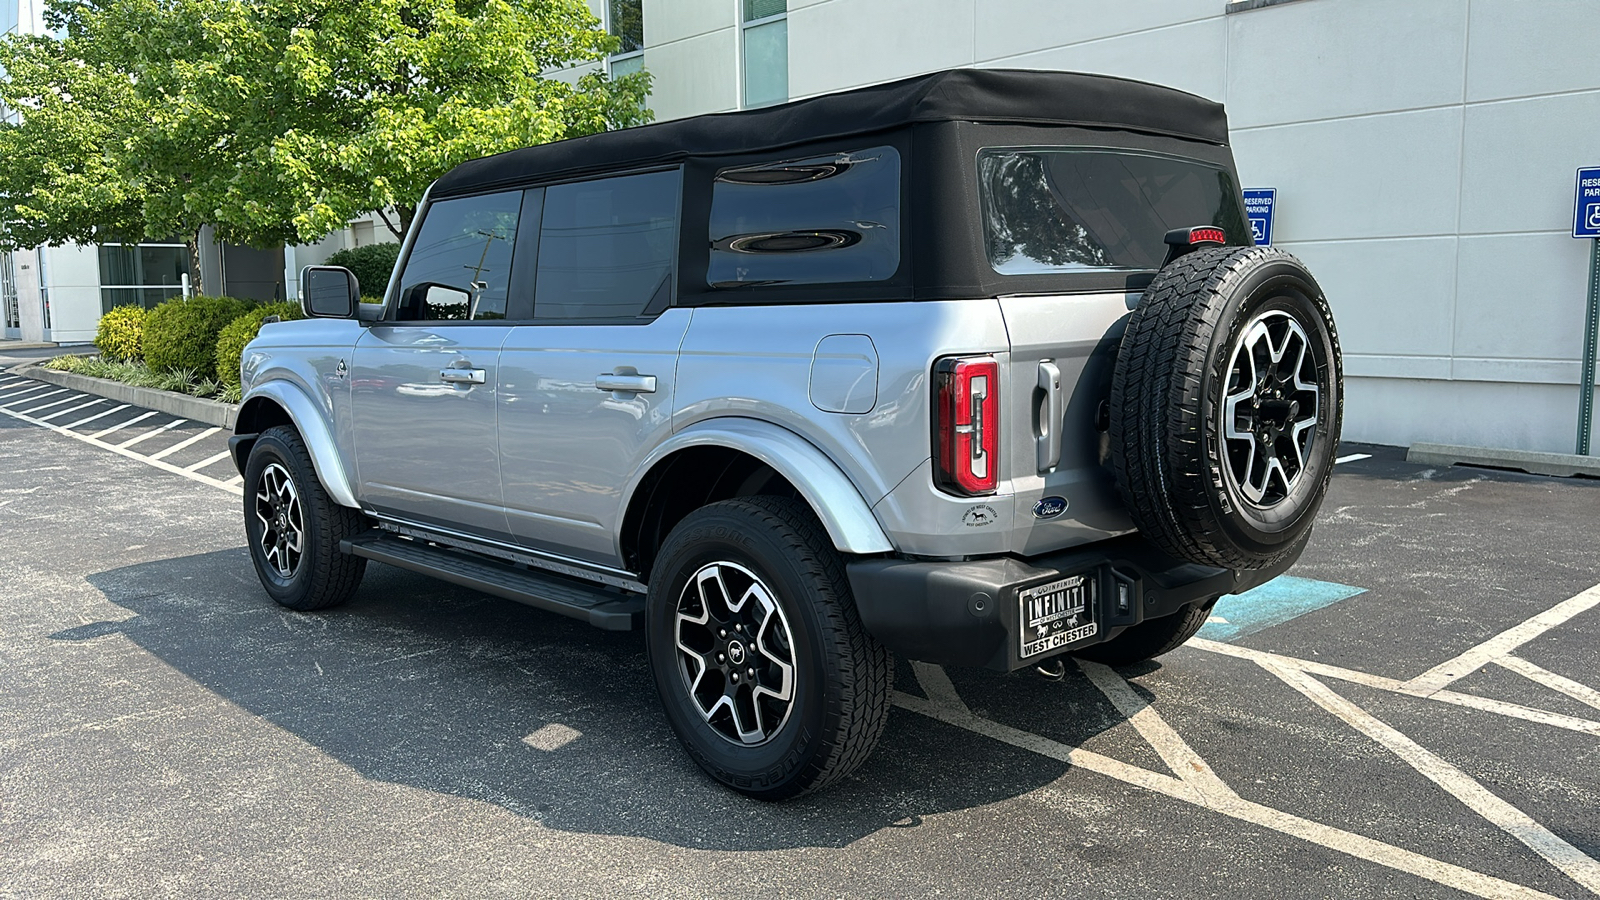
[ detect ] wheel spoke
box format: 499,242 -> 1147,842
1220,310 -> 1324,508
672,561 -> 798,747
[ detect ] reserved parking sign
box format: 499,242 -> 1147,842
1575,167 -> 1600,238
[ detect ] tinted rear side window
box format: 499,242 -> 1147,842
708,147 -> 900,288
396,190 -> 522,320
978,148 -> 1249,274
535,169 -> 680,320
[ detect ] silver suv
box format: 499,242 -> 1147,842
230,69 -> 1343,799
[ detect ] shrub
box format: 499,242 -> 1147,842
325,242 -> 401,299
143,295 -> 253,375
95,305 -> 148,362
215,300 -> 304,388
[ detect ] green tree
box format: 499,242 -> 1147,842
0,0 -> 651,272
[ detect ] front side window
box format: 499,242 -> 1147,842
708,147 -> 901,288
396,191 -> 522,321
979,148 -> 1250,274
535,169 -> 680,320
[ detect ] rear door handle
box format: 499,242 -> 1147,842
1036,360 -> 1063,472
595,373 -> 657,394
439,368 -> 486,385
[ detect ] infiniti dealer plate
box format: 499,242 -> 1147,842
1019,575 -> 1097,658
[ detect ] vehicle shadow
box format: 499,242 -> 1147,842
63,549 -> 1134,851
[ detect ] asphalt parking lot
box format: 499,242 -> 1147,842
2,366 -> 1598,899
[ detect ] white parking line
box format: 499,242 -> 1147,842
1405,583 -> 1600,695
89,410 -> 156,439
894,666 -> 1560,900
0,404 -> 240,495
1076,659 -> 1237,804
1494,655 -> 1600,712
183,449 -> 233,473
0,383 -> 52,401
62,404 -> 129,430
1337,453 -> 1373,464
14,393 -> 89,416
38,398 -> 105,422
3,387 -> 64,408
115,418 -> 188,449
145,427 -> 222,461
1264,660 -> 1600,895
1191,637 -> 1600,737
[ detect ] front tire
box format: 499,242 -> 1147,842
645,496 -> 892,800
243,425 -> 368,611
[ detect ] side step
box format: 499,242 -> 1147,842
341,531 -> 644,631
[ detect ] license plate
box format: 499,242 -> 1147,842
1019,575 -> 1097,659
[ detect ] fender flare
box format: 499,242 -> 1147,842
623,417 -> 894,555
238,380 -> 360,510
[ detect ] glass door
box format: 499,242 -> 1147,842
2,251 -> 20,340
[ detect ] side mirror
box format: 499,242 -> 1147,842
301,266 -> 359,319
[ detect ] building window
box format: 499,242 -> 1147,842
607,0 -> 643,78
98,242 -> 191,312
742,0 -> 787,108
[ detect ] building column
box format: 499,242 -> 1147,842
13,250 -> 46,343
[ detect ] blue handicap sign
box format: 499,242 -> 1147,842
1243,188 -> 1276,246
1574,167 -> 1600,239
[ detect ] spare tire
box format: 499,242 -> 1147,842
1109,246 -> 1342,570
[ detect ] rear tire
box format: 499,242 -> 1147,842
243,425 -> 367,611
1073,601 -> 1213,667
645,496 -> 892,800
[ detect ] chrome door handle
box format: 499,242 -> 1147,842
439,368 -> 486,385
595,373 -> 657,394
1036,360 -> 1063,472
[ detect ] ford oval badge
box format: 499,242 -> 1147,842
1033,496 -> 1069,520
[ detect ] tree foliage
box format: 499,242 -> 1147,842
0,0 -> 651,255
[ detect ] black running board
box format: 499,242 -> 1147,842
341,531 -> 644,631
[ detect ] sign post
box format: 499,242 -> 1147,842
1573,167 -> 1600,455
1243,188 -> 1276,247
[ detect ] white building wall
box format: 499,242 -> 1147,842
639,0 -> 1600,454
43,244 -> 104,344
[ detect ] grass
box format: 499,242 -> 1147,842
42,355 -> 241,404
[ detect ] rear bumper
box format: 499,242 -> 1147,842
846,535 -> 1296,672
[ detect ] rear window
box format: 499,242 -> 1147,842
978,148 -> 1250,275
708,147 -> 901,288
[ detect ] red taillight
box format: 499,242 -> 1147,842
1188,226 -> 1226,245
934,356 -> 999,496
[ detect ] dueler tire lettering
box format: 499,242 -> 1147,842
1108,246 -> 1343,570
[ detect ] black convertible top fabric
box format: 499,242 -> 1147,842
432,68 -> 1228,197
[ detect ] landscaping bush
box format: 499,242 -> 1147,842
94,304 -> 148,362
216,300 -> 304,389
143,295 -> 253,375
325,242 -> 401,299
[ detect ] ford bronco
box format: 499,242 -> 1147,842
231,68 -> 1343,799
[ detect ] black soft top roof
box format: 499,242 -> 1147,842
431,68 -> 1228,197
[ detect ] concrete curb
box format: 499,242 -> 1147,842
1407,442 -> 1600,478
13,364 -> 238,429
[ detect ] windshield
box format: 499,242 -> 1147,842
978,147 -> 1250,275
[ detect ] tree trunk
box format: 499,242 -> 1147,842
186,229 -> 205,297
